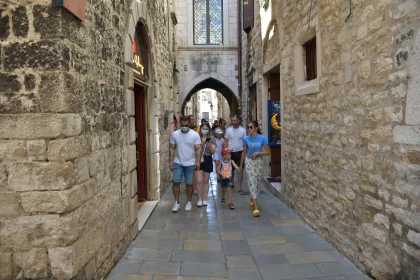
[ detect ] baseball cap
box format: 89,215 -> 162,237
221,148 -> 231,156
215,128 -> 223,134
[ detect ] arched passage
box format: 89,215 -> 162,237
181,77 -> 240,117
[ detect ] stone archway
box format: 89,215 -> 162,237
180,76 -> 240,116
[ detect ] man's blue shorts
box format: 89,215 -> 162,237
173,163 -> 195,185
220,178 -> 233,188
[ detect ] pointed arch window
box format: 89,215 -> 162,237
194,0 -> 223,45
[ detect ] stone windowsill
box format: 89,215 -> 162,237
296,78 -> 319,95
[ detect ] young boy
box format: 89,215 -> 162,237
217,148 -> 241,209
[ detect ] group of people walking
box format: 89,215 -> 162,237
169,115 -> 270,217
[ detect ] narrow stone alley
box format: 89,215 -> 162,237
107,170 -> 369,280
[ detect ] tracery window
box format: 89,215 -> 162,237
194,0 -> 223,45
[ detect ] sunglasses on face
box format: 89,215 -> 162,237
181,124 -> 189,127
247,126 -> 254,129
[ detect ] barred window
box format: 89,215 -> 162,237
194,0 -> 223,45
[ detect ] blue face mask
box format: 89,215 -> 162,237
181,126 -> 189,133
201,129 -> 209,135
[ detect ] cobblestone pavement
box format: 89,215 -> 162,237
108,169 -> 370,280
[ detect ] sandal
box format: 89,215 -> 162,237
238,189 -> 245,195
221,198 -> 226,204
229,203 -> 235,210
249,201 -> 253,208
252,209 -> 260,217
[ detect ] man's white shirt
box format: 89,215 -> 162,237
170,129 -> 201,166
225,126 -> 246,152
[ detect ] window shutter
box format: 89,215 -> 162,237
243,0 -> 254,32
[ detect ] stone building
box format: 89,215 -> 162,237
241,0 -> 420,279
175,0 -> 240,118
0,0 -> 176,279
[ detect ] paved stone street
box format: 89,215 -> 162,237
108,170 -> 370,280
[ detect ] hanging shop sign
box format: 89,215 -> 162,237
132,28 -> 149,82
268,100 -> 280,146
52,0 -> 86,21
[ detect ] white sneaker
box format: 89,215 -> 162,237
197,200 -> 203,207
203,200 -> 208,206
172,202 -> 180,212
185,201 -> 192,211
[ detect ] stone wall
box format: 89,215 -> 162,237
0,0 -> 176,279
242,0 -> 420,279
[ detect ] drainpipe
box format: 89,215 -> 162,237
237,0 -> 242,115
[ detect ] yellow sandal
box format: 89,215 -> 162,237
249,201 -> 253,208
252,209 -> 260,217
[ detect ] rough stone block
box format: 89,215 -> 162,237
406,30 -> 420,125
0,215 -> 74,247
24,74 -> 36,90
39,72 -> 84,113
128,144 -> 137,172
0,114 -> 82,139
364,194 -> 383,210
407,230 -> 420,247
362,223 -> 386,243
12,6 -> 29,37
25,140 -> 46,161
48,135 -> 91,161
0,249 -> 12,279
403,243 -> 420,259
393,126 -> 420,145
129,195 -> 138,226
0,140 -> 26,160
0,192 -> 19,218
21,180 -> 96,214
13,248 -> 48,279
4,41 -> 70,71
385,204 -> 420,231
0,73 -> 22,92
408,150 -> 420,165
130,170 -> 137,198
392,196 -> 409,208
9,161 -> 73,191
0,9 -> 10,40
73,156 -> 90,185
394,1 -> 418,20
393,223 -> 403,236
49,224 -> 105,280
373,213 -> 390,229
33,5 -> 63,38
0,92 -> 38,114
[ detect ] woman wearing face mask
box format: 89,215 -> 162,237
195,122 -> 216,206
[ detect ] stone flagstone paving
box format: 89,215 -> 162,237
108,169 -> 370,280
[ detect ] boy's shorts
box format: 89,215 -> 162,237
220,178 -> 233,188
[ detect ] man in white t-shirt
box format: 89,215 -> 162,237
169,116 -> 201,212
223,115 -> 247,194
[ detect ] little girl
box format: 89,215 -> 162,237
217,148 -> 241,209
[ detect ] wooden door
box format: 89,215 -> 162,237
134,83 -> 148,201
270,73 -> 281,177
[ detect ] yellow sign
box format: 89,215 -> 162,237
133,54 -> 144,75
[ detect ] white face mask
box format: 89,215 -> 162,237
201,129 -> 209,135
